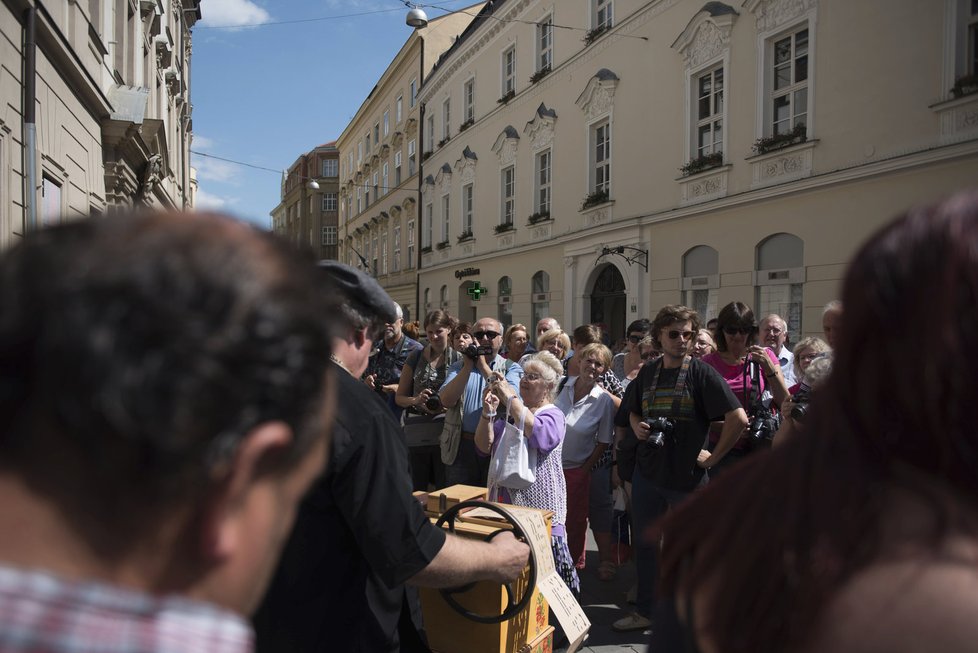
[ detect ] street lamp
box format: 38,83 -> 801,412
405,3 -> 428,28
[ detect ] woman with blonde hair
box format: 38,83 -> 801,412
503,323 -> 532,365
476,351 -> 579,594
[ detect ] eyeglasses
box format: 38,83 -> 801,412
723,326 -> 755,336
522,372 -> 543,381
473,330 -> 500,340
627,334 -> 644,344
667,330 -> 694,340
762,327 -> 783,335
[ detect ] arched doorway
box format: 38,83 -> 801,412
590,264 -> 626,345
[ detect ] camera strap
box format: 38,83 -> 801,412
641,355 -> 692,419
741,359 -> 761,411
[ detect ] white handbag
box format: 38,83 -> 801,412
487,396 -> 537,493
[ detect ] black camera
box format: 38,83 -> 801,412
643,416 -> 674,448
748,406 -> 779,443
424,393 -> 442,412
373,378 -> 386,395
790,388 -> 811,422
463,343 -> 493,360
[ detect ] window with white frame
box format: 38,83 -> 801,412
356,186 -> 362,213
425,115 -> 435,151
755,233 -> 804,342
442,98 -> 451,140
396,95 -> 403,123
769,28 -> 809,136
441,194 -> 450,242
462,183 -> 473,235
502,46 -> 516,96
372,172 -> 379,200
536,149 -> 551,214
695,67 -> 724,158
322,225 -> 337,246
407,219 -> 415,268
322,158 -> 338,177
374,123 -> 380,144
382,162 -> 389,196
383,110 -> 390,136
358,141 -> 363,163
591,120 -> 611,194
408,140 -> 417,176
464,79 -> 475,123
348,152 -> 354,173
440,285 -> 449,308
423,204 -> 433,248
322,192 -> 337,211
395,151 -> 402,185
410,78 -> 417,107
593,0 -> 613,30
381,233 -> 388,275
538,15 -> 553,71
501,166 -> 515,225
682,245 -> 719,321
364,182 -> 370,208
393,224 -> 401,272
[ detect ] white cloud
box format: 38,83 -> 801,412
192,156 -> 237,183
195,189 -> 230,210
191,134 -> 215,149
198,0 -> 271,28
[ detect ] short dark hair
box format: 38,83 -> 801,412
651,305 -> 701,349
571,324 -> 603,347
714,302 -> 757,352
0,211 -> 335,555
626,319 -> 652,336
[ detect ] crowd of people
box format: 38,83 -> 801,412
2,190 -> 976,653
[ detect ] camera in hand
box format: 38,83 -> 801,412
790,387 -> 811,422
462,343 -> 493,360
424,392 -> 442,412
748,406 -> 779,443
373,378 -> 386,395
643,416 -> 675,448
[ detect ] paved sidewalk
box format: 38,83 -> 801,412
555,533 -> 649,653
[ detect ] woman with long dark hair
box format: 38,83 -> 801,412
701,302 -> 789,472
655,190 -> 978,653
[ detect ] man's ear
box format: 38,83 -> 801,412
353,325 -> 369,348
199,422 -> 293,562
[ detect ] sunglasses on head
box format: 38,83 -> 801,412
666,329 -> 694,341
723,325 -> 755,336
473,330 -> 500,340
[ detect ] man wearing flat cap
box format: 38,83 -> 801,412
253,262 -> 529,653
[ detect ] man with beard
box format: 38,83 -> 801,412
365,302 -> 423,418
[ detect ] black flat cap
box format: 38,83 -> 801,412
317,260 -> 398,323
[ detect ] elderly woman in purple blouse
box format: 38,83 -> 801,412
475,351 -> 579,594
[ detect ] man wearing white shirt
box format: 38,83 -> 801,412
760,314 -> 796,387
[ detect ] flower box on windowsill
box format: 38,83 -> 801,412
679,152 -> 723,178
951,74 -> 978,99
456,231 -> 473,243
745,138 -> 817,190
497,90 -> 516,105
494,222 -> 515,234
420,245 -> 432,254
437,135 -> 451,148
583,25 -> 609,46
527,211 -> 551,225
459,119 -> 474,132
580,190 -> 610,211
677,164 -> 732,207
421,151 -> 433,162
435,240 -> 450,250
751,124 -> 807,155
529,65 -> 551,84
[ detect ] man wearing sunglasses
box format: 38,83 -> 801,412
612,305 -> 747,633
439,317 -> 523,487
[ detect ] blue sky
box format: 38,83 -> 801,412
191,0 -> 477,227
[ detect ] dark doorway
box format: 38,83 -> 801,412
590,264 -> 626,346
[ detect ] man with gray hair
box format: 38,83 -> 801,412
365,301 -> 422,418
759,314 -> 796,387
822,300 -> 843,349
536,316 -> 561,339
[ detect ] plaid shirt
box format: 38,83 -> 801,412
0,564 -> 252,653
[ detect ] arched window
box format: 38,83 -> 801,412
682,245 -> 719,322
755,233 -> 804,341
424,288 -> 430,311
531,271 -> 550,325
440,284 -> 449,308
498,276 -> 513,328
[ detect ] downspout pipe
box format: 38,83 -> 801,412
415,34 -> 425,320
24,5 -> 37,233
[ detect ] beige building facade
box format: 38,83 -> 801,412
271,142 -> 340,261
398,0 -> 978,342
0,0 -> 199,248
336,6 -> 485,323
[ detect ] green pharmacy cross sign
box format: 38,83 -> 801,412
467,282 -> 487,301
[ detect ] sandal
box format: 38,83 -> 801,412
597,560 -> 617,581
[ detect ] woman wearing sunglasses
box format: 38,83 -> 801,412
701,302 -> 790,473
611,319 -> 655,389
